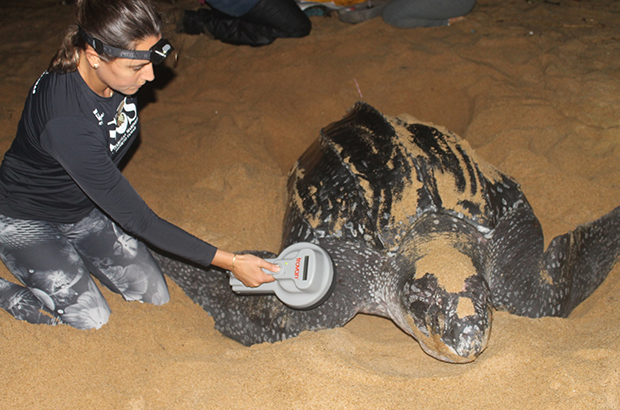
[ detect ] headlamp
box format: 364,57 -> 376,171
79,26 -> 174,65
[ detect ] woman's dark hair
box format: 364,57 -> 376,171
49,0 -> 162,73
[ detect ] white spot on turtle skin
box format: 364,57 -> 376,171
476,225 -> 491,234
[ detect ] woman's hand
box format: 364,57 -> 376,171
230,253 -> 279,287
212,250 -> 278,287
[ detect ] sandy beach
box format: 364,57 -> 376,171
1,0 -> 619,408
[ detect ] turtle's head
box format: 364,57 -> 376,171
389,219 -> 493,363
398,265 -> 492,363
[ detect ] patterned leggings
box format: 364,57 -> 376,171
0,208 -> 170,329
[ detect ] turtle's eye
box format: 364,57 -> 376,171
401,273 -> 442,336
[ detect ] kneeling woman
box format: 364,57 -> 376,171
0,0 -> 276,329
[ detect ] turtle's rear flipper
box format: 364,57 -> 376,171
488,206 -> 620,318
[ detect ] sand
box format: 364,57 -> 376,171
1,0 -> 619,408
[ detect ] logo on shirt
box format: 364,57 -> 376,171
93,109 -> 105,125
107,98 -> 138,154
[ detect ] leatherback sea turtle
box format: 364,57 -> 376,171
159,102 -> 620,363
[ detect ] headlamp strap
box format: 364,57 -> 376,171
78,26 -> 173,64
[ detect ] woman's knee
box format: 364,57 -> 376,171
51,280 -> 111,329
61,298 -> 111,329
108,255 -> 170,305
139,271 -> 170,306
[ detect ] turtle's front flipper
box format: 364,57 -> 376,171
157,242 -> 375,346
544,206 -> 620,316
488,206 -> 620,318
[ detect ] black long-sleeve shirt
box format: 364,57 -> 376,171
0,70 -> 217,267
